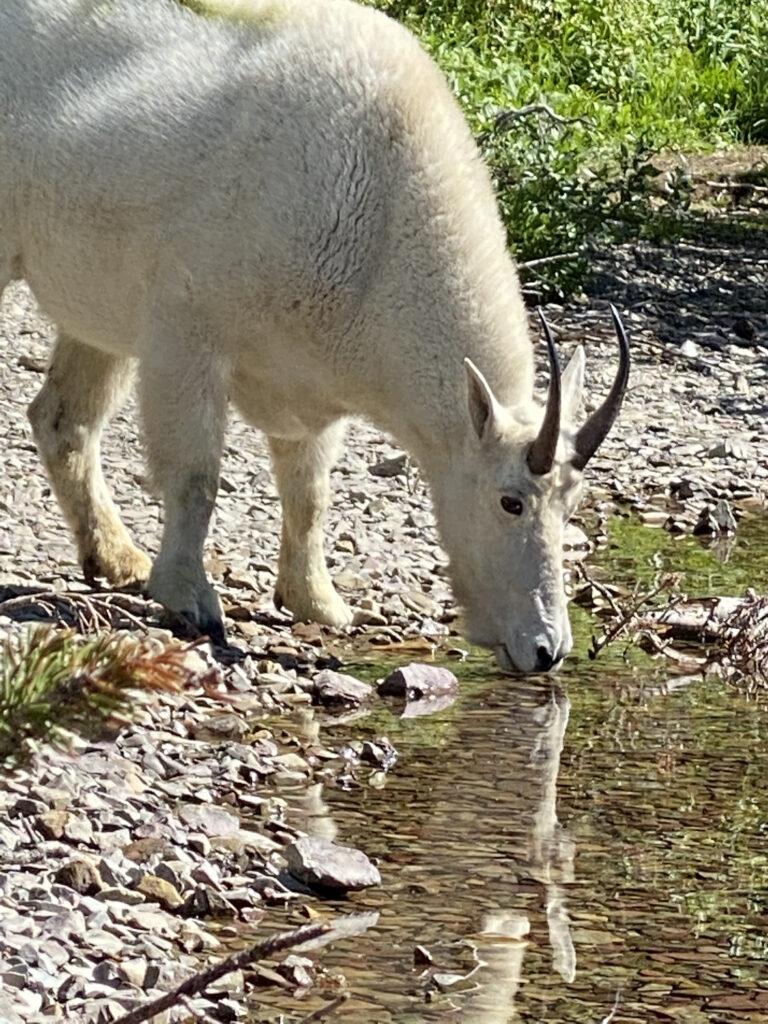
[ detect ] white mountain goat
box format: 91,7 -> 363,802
0,0 -> 629,673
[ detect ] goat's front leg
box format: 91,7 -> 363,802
269,421 -> 353,627
139,316 -> 228,644
28,332 -> 152,586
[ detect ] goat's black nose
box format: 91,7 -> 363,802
535,645 -> 556,672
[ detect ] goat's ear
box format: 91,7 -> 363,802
464,358 -> 501,441
561,345 -> 585,425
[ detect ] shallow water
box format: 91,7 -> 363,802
250,517 -> 768,1022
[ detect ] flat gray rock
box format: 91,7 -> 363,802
312,669 -> 374,708
285,837 -> 381,892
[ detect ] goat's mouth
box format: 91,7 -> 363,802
494,643 -> 564,675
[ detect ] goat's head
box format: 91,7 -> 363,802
433,308 -> 629,674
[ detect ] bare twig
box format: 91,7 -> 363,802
299,992 -> 351,1022
111,921 -> 331,1024
0,587 -> 159,633
495,103 -> 593,130
518,250 -> 581,270
576,563 -> 624,618
702,178 -> 768,194
588,575 -> 679,660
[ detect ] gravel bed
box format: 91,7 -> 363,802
0,227 -> 766,1022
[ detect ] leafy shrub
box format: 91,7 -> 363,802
367,0 -> 768,293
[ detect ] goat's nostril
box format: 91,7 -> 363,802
535,645 -> 555,672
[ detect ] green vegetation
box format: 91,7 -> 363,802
368,0 -> 768,293
598,513 -> 768,594
0,628 -> 197,767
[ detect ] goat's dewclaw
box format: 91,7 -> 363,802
1,0 -> 628,674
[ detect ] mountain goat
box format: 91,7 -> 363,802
0,0 -> 628,673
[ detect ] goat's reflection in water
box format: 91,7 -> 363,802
462,686 -> 574,1022
287,683 -> 575,1021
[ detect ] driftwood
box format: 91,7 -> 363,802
642,596 -> 749,643
585,575 -> 768,692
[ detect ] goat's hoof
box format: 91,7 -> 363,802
82,546 -> 152,588
274,585 -> 353,629
160,608 -> 227,647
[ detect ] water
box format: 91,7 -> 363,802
248,516 -> 768,1022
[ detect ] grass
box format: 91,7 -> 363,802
0,628 -> 211,767
366,0 -> 768,292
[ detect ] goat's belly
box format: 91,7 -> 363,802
231,359 -> 349,439
21,245 -> 146,356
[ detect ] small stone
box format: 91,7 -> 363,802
136,874 -> 184,910
360,738 -> 398,770
369,453 -> 407,477
53,859 -> 102,896
86,929 -> 125,958
9,798 -> 46,818
177,804 -> 240,838
563,523 -> 590,555
352,606 -> 388,626
115,958 -> 145,990
707,438 -> 748,460
188,714 -> 249,743
34,810 -> 69,841
285,837 -> 381,892
669,478 -> 696,500
277,955 -> 314,989
96,886 -> 146,906
733,316 -> 756,341
0,971 -> 27,990
378,662 -> 458,701
693,499 -> 737,536
312,669 -> 374,709
206,969 -> 244,995
180,885 -> 238,919
123,837 -> 172,862
639,509 -> 670,527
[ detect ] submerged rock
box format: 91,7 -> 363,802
378,662 -> 458,700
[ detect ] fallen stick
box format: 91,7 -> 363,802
588,576 -> 678,660
518,250 -> 581,270
111,921 -> 331,1024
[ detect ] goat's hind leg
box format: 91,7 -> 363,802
269,422 -> 353,628
28,332 -> 151,586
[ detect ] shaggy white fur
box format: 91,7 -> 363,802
0,0 -> 625,671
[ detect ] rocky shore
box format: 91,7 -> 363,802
0,225 -> 766,1022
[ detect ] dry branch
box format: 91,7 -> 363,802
518,250 -> 581,270
111,921 -> 331,1024
585,573 -> 680,660
476,102 -> 595,145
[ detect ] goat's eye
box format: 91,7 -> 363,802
501,496 -> 523,516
